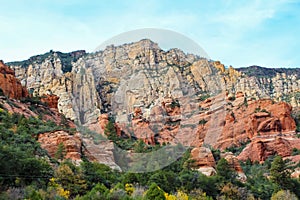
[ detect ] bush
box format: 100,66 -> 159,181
271,190 -> 298,200
292,148 -> 300,156
199,119 -> 207,125
144,183 -> 166,200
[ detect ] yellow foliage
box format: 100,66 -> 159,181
49,178 -> 59,187
9,125 -> 17,133
125,183 -> 135,196
57,187 -> 70,199
176,190 -> 189,200
165,192 -> 177,200
48,177 -> 70,199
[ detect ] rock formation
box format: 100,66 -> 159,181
191,147 -> 217,176
38,131 -> 82,162
4,39 -> 300,169
238,136 -> 300,162
0,60 -> 28,99
41,94 -> 59,109
190,147 -> 246,180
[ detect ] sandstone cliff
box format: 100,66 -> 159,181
0,60 -> 28,99
5,39 -> 300,169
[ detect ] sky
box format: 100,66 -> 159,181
1,0 -> 300,68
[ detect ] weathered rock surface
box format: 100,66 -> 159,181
38,131 -> 82,162
238,136 -> 300,162
82,138 -> 121,170
236,66 -> 300,107
191,147 -> 217,176
41,94 -> 59,109
0,60 -> 28,99
5,39 -> 300,168
190,147 -> 246,179
222,152 -> 247,181
0,62 -> 121,169
6,40 -> 240,126
291,167 -> 300,178
191,147 -> 216,168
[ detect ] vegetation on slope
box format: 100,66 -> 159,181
6,50 -> 86,73
236,65 -> 300,79
0,101 -> 300,199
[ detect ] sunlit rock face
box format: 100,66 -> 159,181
6,40 -> 300,166
0,60 -> 28,99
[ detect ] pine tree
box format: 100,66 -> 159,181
145,183 -> 166,200
216,158 -> 236,181
104,120 -> 118,141
270,156 -> 291,191
55,142 -> 66,161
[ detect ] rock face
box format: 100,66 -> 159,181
0,61 -> 120,168
219,99 -> 296,148
38,131 -> 82,162
0,60 -> 28,99
193,93 -> 296,150
236,66 -> 300,107
191,147 -> 217,176
7,40 -> 300,127
41,94 -> 59,109
191,147 -> 215,167
238,136 -> 300,162
190,147 -> 246,179
5,39 -> 300,167
82,138 -> 121,170
222,152 -> 247,181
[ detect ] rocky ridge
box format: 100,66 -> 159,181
3,39 -> 300,174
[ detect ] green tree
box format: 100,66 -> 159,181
104,120 -> 117,140
122,172 -> 139,185
76,183 -> 109,200
55,163 -> 87,197
270,156 -> 291,191
81,161 -> 117,189
144,183 -> 166,200
148,171 -> 170,193
55,142 -> 66,161
216,158 -> 236,182
242,162 -> 275,199
271,190 -> 298,200
134,139 -> 147,153
178,169 -> 200,192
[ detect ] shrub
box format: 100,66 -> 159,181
199,119 -> 207,125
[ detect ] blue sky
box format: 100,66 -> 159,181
1,0 -> 300,68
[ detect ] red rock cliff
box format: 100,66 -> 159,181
41,94 -> 59,109
0,60 -> 28,99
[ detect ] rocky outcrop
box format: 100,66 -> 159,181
82,138 -> 121,170
0,60 -> 28,99
8,40 -> 300,129
191,147 -> 217,176
38,131 -> 82,162
195,93 -> 296,150
190,147 -> 246,179
222,152 -> 247,181
191,147 -> 215,168
238,136 -> 300,162
291,167 -> 300,178
41,94 -> 59,109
